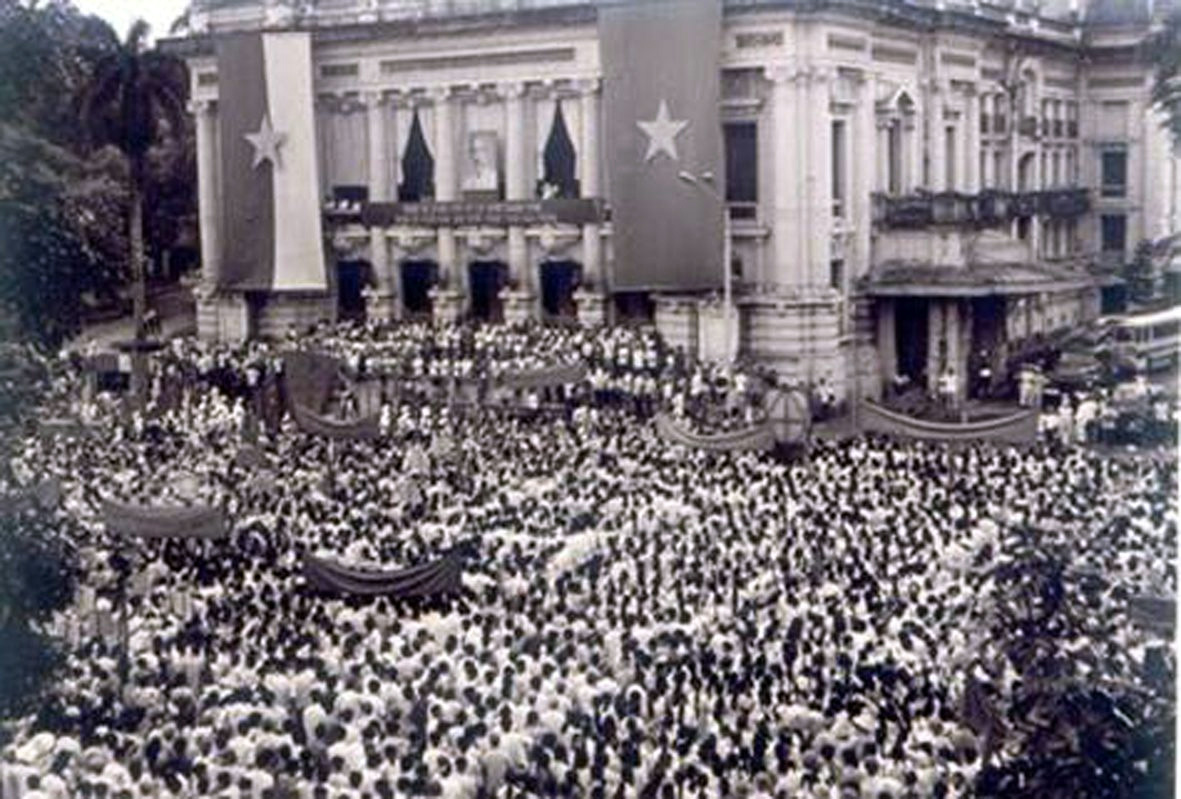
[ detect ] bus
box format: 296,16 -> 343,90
1103,306 -> 1181,373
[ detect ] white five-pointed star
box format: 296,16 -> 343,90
244,114 -> 287,170
636,99 -> 689,162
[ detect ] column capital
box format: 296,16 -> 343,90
764,64 -> 808,86
425,85 -> 457,104
497,81 -> 528,101
187,98 -> 215,116
360,89 -> 387,109
575,77 -> 601,97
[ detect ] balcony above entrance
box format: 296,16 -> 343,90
872,188 -> 1090,230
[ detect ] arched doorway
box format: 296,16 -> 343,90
469,261 -> 506,323
540,260 -> 581,319
401,260 -> 437,320
337,260 -> 373,322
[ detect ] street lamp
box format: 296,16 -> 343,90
677,170 -> 734,363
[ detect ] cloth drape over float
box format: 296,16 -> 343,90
290,403 -> 380,440
654,389 -> 811,452
655,415 -> 776,452
858,400 -> 1039,445
302,552 -> 463,598
102,500 -> 227,539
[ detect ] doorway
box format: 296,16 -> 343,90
540,260 -> 581,319
401,260 -> 437,320
337,260 -> 372,322
468,261 -> 506,323
895,297 -> 929,387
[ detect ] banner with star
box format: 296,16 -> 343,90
600,0 -> 723,292
215,31 -> 327,293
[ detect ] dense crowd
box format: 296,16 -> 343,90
0,321 -> 1174,799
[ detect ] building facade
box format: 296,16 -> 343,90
166,0 -> 1180,402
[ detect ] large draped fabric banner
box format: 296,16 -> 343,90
859,401 -> 1039,445
303,552 -> 462,598
599,0 -> 724,291
494,363 -> 586,391
215,31 -> 327,292
291,403 -> 380,440
282,351 -> 341,413
103,500 -> 227,539
655,414 -> 775,452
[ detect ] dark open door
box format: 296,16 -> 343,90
337,260 -> 372,322
401,260 -> 437,320
540,260 -> 581,318
469,261 -> 506,323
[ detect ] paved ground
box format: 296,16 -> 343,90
73,283 -> 196,350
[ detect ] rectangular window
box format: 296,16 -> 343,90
1101,214 -> 1127,255
944,125 -> 956,190
830,259 -> 845,291
994,150 -> 1006,189
1100,150 -> 1127,197
724,121 -> 758,209
887,122 -> 902,194
831,119 -> 846,217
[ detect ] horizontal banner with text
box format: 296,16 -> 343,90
359,198 -> 606,228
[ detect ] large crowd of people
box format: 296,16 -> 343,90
0,320 -> 1174,799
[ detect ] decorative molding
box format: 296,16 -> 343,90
1087,76 -> 1144,90
871,44 -> 917,65
380,47 -> 576,75
939,52 -> 977,68
393,229 -> 436,254
320,62 -> 359,78
735,30 -> 784,49
187,98 -> 215,116
827,34 -> 867,52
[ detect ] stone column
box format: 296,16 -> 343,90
429,86 -> 463,320
579,78 -> 603,304
806,68 -> 832,290
367,228 -> 396,322
877,298 -> 898,387
364,91 -> 388,203
191,99 -> 221,288
964,85 -> 980,193
768,65 -> 801,291
926,300 -> 944,393
928,79 -> 946,191
854,73 -> 875,275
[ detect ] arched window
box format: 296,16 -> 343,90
539,100 -> 578,199
399,109 -> 435,202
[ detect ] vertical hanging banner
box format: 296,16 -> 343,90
599,0 -> 724,292
215,31 -> 328,292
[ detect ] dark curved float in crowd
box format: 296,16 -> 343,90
858,400 -> 1039,445
102,499 -> 227,539
290,403 -> 381,440
303,551 -> 463,598
655,389 -> 812,453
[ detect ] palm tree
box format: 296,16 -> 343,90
80,20 -> 186,399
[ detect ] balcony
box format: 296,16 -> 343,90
872,187 -> 1090,229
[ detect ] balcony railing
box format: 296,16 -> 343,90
872,188 -> 1090,229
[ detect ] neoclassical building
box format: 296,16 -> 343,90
164,0 -> 1180,402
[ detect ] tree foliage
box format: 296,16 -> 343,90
1144,9 -> 1181,146
0,1 -> 192,347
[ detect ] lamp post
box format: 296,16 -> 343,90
677,170 -> 733,363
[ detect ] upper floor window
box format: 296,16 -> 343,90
1100,149 -> 1127,198
831,119 -> 847,217
1101,214 -> 1127,256
724,121 -> 757,217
